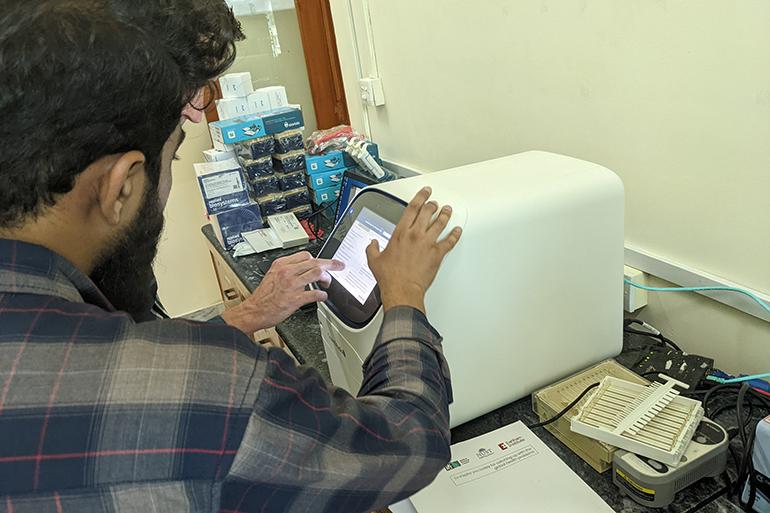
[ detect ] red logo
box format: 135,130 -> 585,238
498,442 -> 508,450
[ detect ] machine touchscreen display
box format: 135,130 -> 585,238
317,189 -> 405,328
329,208 -> 395,304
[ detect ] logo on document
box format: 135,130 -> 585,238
445,461 -> 461,471
475,447 -> 494,459
444,458 -> 470,471
498,436 -> 525,451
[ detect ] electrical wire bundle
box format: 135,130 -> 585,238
303,201 -> 340,244
699,381 -> 770,511
526,322 -> 769,511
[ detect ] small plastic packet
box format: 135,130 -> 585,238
277,170 -> 306,191
272,150 -> 306,172
305,125 -> 357,155
240,156 -> 274,181
258,192 -> 289,216
283,187 -> 311,210
273,129 -> 305,154
250,175 -> 280,198
234,135 -> 275,160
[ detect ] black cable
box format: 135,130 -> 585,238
728,443 -> 741,471
736,423 -> 756,500
623,318 -> 642,328
527,383 -> 600,429
702,383 -> 742,418
306,201 -> 338,243
737,384 -> 750,447
306,200 -> 339,219
658,334 -> 682,352
734,383 -> 760,500
623,326 -> 683,351
743,398 -> 755,431
692,384 -> 762,503
710,403 -> 737,420
623,327 -> 666,345
624,319 -> 682,349
749,389 -> 770,411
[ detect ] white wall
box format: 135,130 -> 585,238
155,7 -> 317,316
154,120 -> 222,317
330,0 -> 770,374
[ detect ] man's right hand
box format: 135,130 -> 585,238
221,252 -> 344,335
366,187 -> 462,314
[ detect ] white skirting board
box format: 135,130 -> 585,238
625,244 -> 770,324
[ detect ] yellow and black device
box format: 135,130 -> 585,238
612,418 -> 728,508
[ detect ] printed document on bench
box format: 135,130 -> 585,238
390,421 -> 614,513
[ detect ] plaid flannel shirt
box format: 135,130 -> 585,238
0,239 -> 453,513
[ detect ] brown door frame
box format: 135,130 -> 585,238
295,0 -> 350,129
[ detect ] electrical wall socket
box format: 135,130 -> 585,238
359,77 -> 385,107
624,265 -> 648,313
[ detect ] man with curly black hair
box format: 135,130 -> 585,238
90,0 -> 246,319
0,1 -> 462,512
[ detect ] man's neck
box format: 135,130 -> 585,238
0,216 -> 101,275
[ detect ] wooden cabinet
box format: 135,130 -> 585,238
206,240 -> 298,362
209,246 -> 250,309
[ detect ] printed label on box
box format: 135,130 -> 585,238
201,172 -> 245,199
312,172 -> 343,188
210,108 -> 304,145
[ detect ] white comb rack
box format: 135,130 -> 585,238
570,375 -> 704,465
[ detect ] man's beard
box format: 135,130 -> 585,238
90,181 -> 165,321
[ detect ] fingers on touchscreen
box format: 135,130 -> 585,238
366,239 -> 381,259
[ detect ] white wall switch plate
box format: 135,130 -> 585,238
359,77 -> 385,107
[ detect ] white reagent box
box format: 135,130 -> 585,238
216,97 -> 250,121
258,85 -> 289,110
219,72 -> 254,99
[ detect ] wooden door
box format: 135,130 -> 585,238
295,0 -> 350,129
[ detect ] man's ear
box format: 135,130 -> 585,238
98,151 -> 146,226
